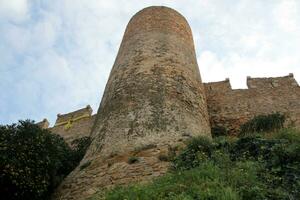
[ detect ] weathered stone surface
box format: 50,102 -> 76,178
43,5 -> 300,200
49,105 -> 96,144
205,74 -> 300,134
36,118 -> 49,129
52,6 -> 210,200
87,5 -> 210,158
53,145 -> 172,200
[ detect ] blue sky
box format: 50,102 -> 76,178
1,0 -> 300,126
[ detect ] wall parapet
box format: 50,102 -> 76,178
205,73 -> 300,134
36,118 -> 49,129
204,78 -> 231,92
55,105 -> 93,127
247,73 -> 298,89
38,105 -> 96,144
204,74 -> 299,92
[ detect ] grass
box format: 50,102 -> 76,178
90,128 -> 300,200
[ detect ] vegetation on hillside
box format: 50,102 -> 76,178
240,112 -> 285,136
1,114 -> 299,200
91,114 -> 299,200
0,120 -> 91,200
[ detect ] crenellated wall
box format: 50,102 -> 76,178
32,5 -> 300,199
43,73 -> 300,141
204,74 -> 300,134
47,105 -> 96,144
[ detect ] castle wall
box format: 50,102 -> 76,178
36,118 -> 50,129
49,106 -> 96,144
53,6 -> 210,200
204,74 -> 300,135
45,5 -> 300,199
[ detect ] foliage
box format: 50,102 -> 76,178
240,113 -> 285,135
230,131 -> 300,198
70,136 -> 92,163
211,125 -> 228,137
92,128 -> 300,200
0,120 -> 91,200
172,136 -> 213,170
99,162 -> 241,200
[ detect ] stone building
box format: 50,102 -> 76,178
36,6 -> 299,200
205,73 -> 300,134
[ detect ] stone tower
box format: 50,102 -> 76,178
53,6 -> 211,200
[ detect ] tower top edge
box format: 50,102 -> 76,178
132,6 -> 188,21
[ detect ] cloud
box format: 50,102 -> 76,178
273,0 -> 300,33
0,0 -> 300,125
0,0 -> 29,22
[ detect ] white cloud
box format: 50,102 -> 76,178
0,0 -> 29,22
273,0 -> 300,33
1,0 -> 300,125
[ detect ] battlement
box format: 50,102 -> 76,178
247,73 -> 298,89
204,73 -> 299,92
204,78 -> 231,92
38,105 -> 96,144
55,105 -> 93,126
36,118 -> 49,129
205,73 -> 300,134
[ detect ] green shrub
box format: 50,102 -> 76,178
0,120 -> 91,200
240,113 -> 285,135
100,163 -> 240,200
230,131 -> 300,199
93,129 -> 300,200
211,125 -> 228,137
0,120 -> 74,200
70,136 -> 92,164
94,160 -> 277,200
172,136 -> 212,171
269,128 -> 300,143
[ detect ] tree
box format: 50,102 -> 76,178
0,120 -> 75,200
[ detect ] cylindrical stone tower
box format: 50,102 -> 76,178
54,6 -> 211,200
89,6 -> 211,157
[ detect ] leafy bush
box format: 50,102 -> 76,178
172,136 -> 213,171
70,136 -> 92,163
92,129 -> 300,200
0,120 -> 72,199
231,132 -> 300,198
211,125 -> 228,137
0,120 -> 91,200
240,113 -> 285,135
100,163 -> 240,200
93,156 -> 280,200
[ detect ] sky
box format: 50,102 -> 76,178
1,0 -> 300,126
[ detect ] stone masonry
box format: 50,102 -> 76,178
205,73 -> 300,135
43,105 -> 96,144
51,6 -> 210,200
36,6 -> 300,200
